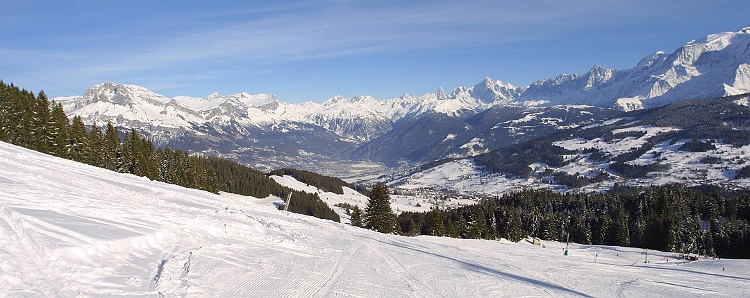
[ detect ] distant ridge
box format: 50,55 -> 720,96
53,26 -> 750,174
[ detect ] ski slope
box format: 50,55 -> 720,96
1,141 -> 749,297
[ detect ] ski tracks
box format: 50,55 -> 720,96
367,243 -> 436,298
283,240 -> 360,298
0,205 -> 61,297
152,250 -> 194,297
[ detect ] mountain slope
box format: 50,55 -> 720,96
2,141 -> 749,296
392,94 -> 750,194
351,104 -> 621,166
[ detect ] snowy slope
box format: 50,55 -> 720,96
270,174 -> 437,219
2,142 -> 749,296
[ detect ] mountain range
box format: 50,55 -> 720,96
55,26 -> 750,178
390,93 -> 750,195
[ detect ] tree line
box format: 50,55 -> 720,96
397,185 -> 750,258
0,81 -> 339,222
268,168 -> 352,195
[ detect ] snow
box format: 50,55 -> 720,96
2,141 -> 750,296
452,137 -> 489,158
580,117 -> 627,130
615,97 -> 645,111
736,95 -> 750,107
270,175 -> 434,218
395,159 -> 544,196
172,95 -> 225,111
553,125 -> 680,158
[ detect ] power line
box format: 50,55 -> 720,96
0,65 -> 84,95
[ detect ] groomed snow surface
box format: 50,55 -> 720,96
1,142 -> 749,297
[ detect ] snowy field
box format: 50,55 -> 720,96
1,141 -> 749,297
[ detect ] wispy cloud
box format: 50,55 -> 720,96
5,0 -> 743,100
68,1 -> 639,77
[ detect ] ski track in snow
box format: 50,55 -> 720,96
1,141 -> 750,297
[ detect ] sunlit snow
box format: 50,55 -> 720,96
1,141 -> 749,296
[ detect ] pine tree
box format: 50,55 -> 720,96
364,183 -> 397,233
103,122 -> 121,171
423,209 -> 445,236
468,206 -> 487,239
507,208 -> 523,242
11,88 -> 34,148
540,214 -> 559,241
350,206 -> 363,227
86,123 -> 104,167
0,82 -> 8,142
69,116 -> 88,162
48,102 -> 70,157
31,91 -> 51,153
613,204 -> 630,247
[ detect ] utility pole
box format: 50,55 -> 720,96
284,192 -> 293,211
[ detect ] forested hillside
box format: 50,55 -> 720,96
397,185 -> 750,258
269,168 -> 353,195
0,81 -> 339,222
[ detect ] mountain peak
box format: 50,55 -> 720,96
589,64 -> 607,72
436,87 -> 449,100
636,51 -> 667,69
84,81 -> 163,105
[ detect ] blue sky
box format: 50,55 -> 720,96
2,0 -> 749,103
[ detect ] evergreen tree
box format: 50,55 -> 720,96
540,215 -> 559,241
0,81 -> 8,142
507,208 -> 523,242
422,209 -> 445,236
68,116 -> 88,162
48,102 -> 70,158
613,205 -> 631,247
364,183 -> 397,233
31,91 -> 51,153
103,122 -> 121,171
86,123 -> 104,167
350,206 -> 363,227
468,206 -> 487,239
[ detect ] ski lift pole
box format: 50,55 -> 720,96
284,192 -> 293,211
563,216 -> 571,256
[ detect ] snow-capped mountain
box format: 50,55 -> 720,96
389,93 -> 750,195
520,26 -> 750,110
55,79 -> 517,174
56,80 -> 505,141
54,26 -> 750,174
